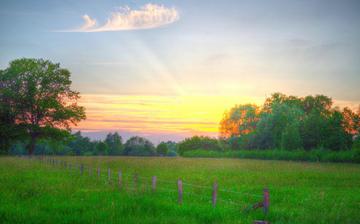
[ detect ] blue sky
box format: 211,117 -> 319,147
1,0 -> 359,142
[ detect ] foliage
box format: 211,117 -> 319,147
0,58 -> 86,155
219,104 -> 259,138
178,136 -> 222,155
67,131 -> 95,155
156,142 -> 168,156
221,93 -> 358,151
95,141 -> 109,155
124,136 -> 156,156
105,132 -> 124,155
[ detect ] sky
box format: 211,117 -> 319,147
1,0 -> 360,143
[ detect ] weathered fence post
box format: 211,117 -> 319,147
108,168 -> 111,183
97,167 -> 101,178
80,164 -> 84,175
152,176 -> 157,192
212,181 -> 218,207
118,170 -> 122,189
178,179 -> 183,205
263,188 -> 270,215
133,173 -> 138,191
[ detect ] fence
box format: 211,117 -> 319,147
22,156 -> 270,216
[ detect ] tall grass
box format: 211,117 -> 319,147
1,157 -> 360,223
182,149 -> 360,163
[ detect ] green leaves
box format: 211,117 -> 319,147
0,58 -> 86,154
221,93 -> 357,151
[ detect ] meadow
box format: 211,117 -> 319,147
0,156 -> 360,224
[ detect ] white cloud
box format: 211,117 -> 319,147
80,14 -> 97,30
71,4 -> 179,32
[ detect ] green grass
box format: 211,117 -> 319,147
183,149 -> 360,163
0,156 -> 360,223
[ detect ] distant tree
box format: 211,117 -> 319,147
255,102 -> 304,149
219,104 -> 259,138
0,58 -> 85,155
124,136 -> 155,156
342,107 -> 360,136
164,141 -> 178,152
322,110 -> 352,150
281,122 -> 302,150
96,141 -> 109,155
263,93 -> 302,113
302,95 -> 332,115
67,131 -> 94,155
178,136 -> 222,155
105,132 -> 124,155
156,142 -> 168,156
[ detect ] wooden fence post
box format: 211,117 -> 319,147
178,179 -> 183,205
133,173 -> 138,191
212,181 -> 218,207
152,176 -> 157,192
263,188 -> 270,215
108,168 -> 111,183
80,164 -> 84,175
97,167 -> 101,178
118,170 -> 122,189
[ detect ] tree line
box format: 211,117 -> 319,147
1,58 -> 359,157
9,131 -> 178,156
177,93 -> 360,155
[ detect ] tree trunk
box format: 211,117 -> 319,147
27,135 -> 37,155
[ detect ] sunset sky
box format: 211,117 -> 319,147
1,0 -> 360,142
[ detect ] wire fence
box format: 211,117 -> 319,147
19,155 -> 270,214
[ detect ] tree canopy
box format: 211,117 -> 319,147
221,93 -> 359,151
0,58 -> 85,154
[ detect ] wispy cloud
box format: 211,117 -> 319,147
80,14 -> 97,30
66,4 -> 179,32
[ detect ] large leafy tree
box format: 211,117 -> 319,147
0,58 -> 85,155
219,104 -> 259,138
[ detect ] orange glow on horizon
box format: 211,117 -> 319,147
74,94 -> 264,138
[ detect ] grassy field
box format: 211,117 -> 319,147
182,149 -> 360,163
0,156 -> 360,224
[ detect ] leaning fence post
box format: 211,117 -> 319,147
263,188 -> 270,215
152,176 -> 157,192
178,179 -> 183,205
212,181 -> 218,207
118,170 -> 122,189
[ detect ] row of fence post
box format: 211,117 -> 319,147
40,157 -> 269,214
